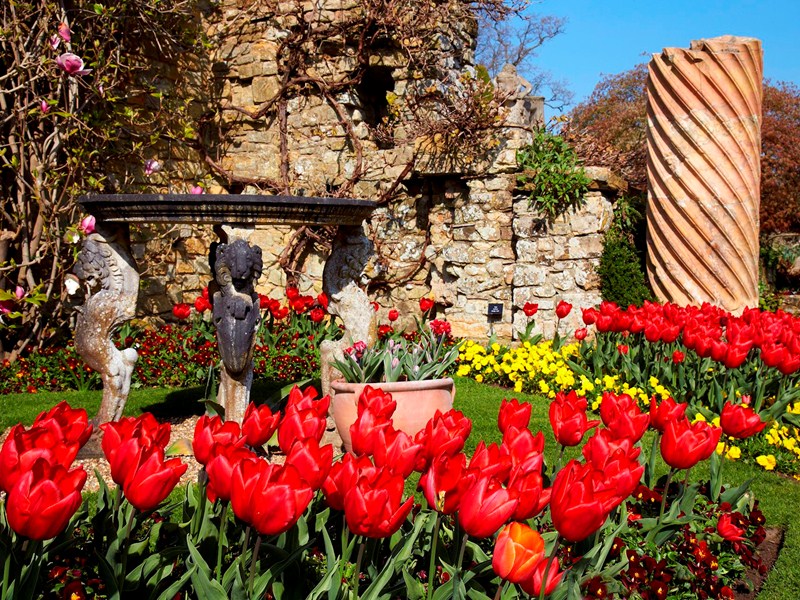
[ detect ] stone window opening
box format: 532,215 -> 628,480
355,65 -> 394,129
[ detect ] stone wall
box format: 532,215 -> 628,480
128,0 -> 624,342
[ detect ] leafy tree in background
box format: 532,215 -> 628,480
563,64 -> 800,234
761,81 -> 800,233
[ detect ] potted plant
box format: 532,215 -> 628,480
330,318 -> 461,452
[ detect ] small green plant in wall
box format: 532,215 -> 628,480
516,129 -> 591,221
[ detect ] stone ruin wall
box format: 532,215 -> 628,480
129,0 -> 624,342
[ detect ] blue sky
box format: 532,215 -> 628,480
532,0 -> 800,112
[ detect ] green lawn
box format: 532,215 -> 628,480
2,376 -> 798,598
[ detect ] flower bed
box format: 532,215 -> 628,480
0,381 -> 771,599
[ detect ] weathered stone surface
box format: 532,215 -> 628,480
73,224 -> 139,425
646,36 -> 762,314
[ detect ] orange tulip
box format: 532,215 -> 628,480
492,522 -> 545,583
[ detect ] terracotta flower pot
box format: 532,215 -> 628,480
330,378 -> 455,454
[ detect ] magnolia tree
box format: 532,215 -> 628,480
0,0 -> 207,360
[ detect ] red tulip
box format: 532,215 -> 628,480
195,295 -> 212,313
415,409 -> 472,469
317,292 -> 329,310
717,513 -> 745,541
507,467 -> 551,520
278,408 -> 327,455
492,522 -> 545,584
549,460 -> 610,542
242,403 -> 280,447
617,344 -> 629,355
284,385 -> 330,419
549,390 -> 600,447
6,459 -> 86,540
661,417 -> 721,470
575,327 -> 588,341
231,459 -> 314,536
322,453 -> 374,511
720,402 -> 767,439
582,307 -> 598,325
587,450 -> 643,512
206,444 -> 257,502
419,452 -> 467,514
519,557 -> 564,597
343,467 -> 414,538
192,415 -> 242,466
102,413 -> 170,462
388,309 -> 399,322
172,303 -> 191,320
357,385 -> 397,419
502,426 -> 545,472
582,428 -> 641,466
286,286 -> 300,300
285,438 -> 333,489
555,300 -> 572,319
457,475 -> 519,538
33,402 -> 93,448
0,423 -> 77,494
373,428 -> 423,479
672,350 -> 685,364
498,398 -> 532,435
350,402 -> 393,458
419,297 -> 435,313
309,308 -> 325,323
468,441 -> 512,482
649,397 -> 688,433
523,302 -> 538,318
120,445 -> 187,512
599,392 -> 649,443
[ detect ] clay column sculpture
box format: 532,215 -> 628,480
320,225 -> 379,398
210,232 -> 263,423
646,36 -> 762,313
73,223 -> 139,425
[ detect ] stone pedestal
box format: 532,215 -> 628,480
646,36 -> 763,313
73,224 -> 139,427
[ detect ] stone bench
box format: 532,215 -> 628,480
74,194 -> 376,429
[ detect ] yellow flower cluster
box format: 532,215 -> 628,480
457,340 -> 579,395
583,374 -> 672,411
764,423 -> 800,457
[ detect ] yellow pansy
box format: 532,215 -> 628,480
756,455 -> 777,471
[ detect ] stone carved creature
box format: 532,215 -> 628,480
73,224 -> 139,425
211,239 -> 263,422
320,225 -> 380,397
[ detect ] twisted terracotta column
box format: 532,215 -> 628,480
646,36 -> 762,313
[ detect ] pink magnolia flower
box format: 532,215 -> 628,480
56,53 -> 92,76
78,215 -> 96,235
190,185 -> 204,194
144,159 -> 161,176
14,286 -> 25,300
49,35 -> 60,51
57,22 -> 71,42
40,100 -> 50,114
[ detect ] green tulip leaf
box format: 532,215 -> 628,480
306,555 -> 341,600
402,569 -> 426,599
361,512 -> 428,600
93,549 -> 121,600
151,565 -> 194,600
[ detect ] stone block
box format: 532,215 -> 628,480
513,265 -> 546,286
567,234 -> 604,260
252,76 -> 280,103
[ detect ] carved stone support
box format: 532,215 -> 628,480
210,233 -> 263,423
320,224 -> 379,398
73,223 -> 139,426
646,36 -> 763,313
